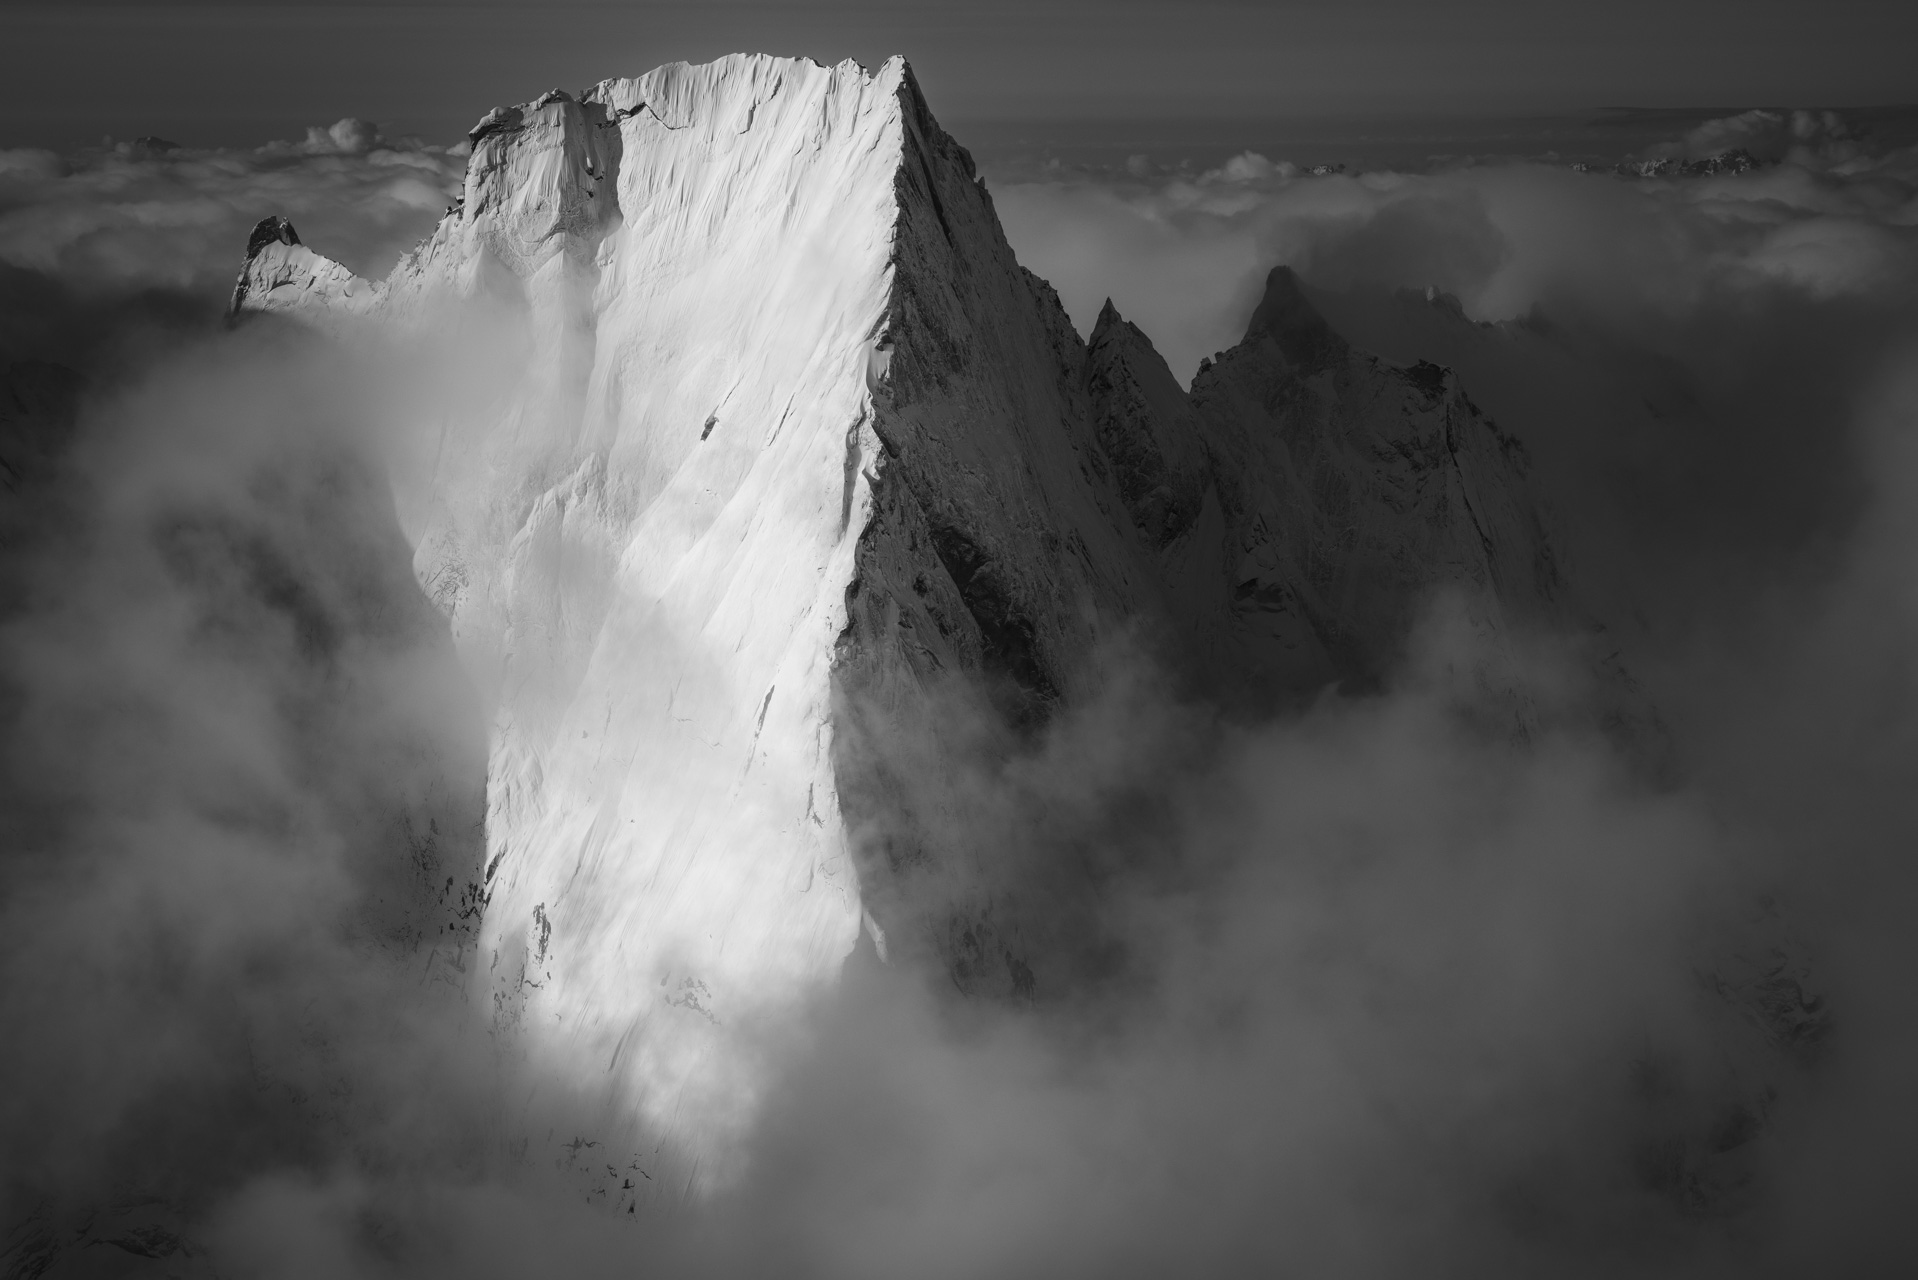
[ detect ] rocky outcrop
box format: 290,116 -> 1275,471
1071,270 -> 1566,710
1083,300 -> 1210,549
1189,266 -> 1562,696
1611,148 -> 1762,178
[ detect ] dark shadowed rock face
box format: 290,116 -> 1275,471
244,215 -> 301,261
1075,271 -> 1566,709
1242,265 -> 1352,375
840,211 -> 1581,1009
1083,300 -> 1210,549
1191,266 -> 1563,692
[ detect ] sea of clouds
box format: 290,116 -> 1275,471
996,107 -> 1918,380
2,105 -> 1917,1278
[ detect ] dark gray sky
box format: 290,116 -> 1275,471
3,0 -> 1915,150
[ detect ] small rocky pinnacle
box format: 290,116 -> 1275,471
229,216 -> 303,319
244,215 -> 301,261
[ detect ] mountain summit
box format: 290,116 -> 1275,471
232,53 -> 1568,1194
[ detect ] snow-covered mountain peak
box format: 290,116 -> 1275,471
230,215 -> 379,317
229,50 -> 1581,1199
226,51 -> 1039,1198
245,214 -> 301,259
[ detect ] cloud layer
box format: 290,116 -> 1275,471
992,123 -> 1918,381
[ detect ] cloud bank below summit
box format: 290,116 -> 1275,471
994,113 -> 1918,381
4,99 -> 1918,1278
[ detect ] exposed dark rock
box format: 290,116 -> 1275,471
244,215 -> 301,262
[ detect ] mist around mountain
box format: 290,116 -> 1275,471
2,58 -> 1917,1279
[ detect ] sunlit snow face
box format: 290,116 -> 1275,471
4,101 -> 1918,1280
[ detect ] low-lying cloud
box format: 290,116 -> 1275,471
993,121 -> 1918,380
4,106 -> 1918,1278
